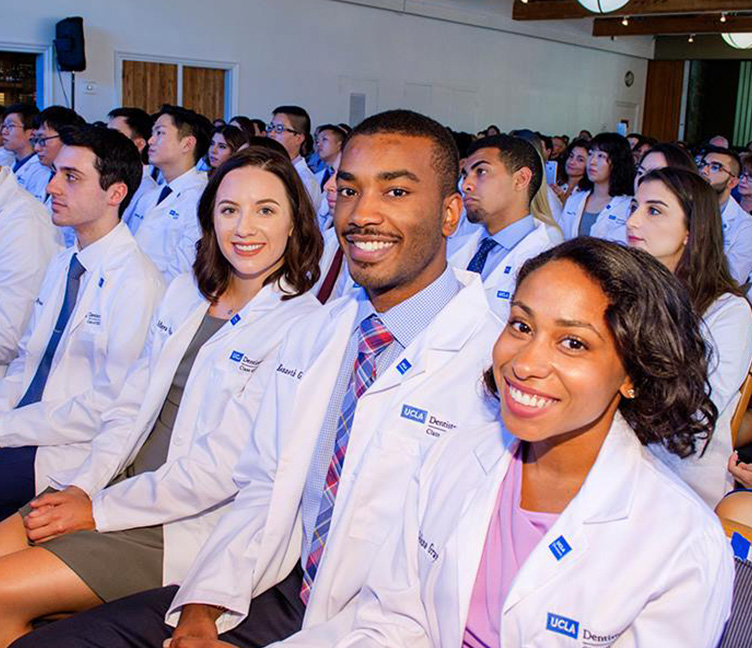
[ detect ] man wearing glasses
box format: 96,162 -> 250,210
1,103 -> 49,202
267,105 -> 322,210
30,106 -> 86,247
700,147 -> 752,287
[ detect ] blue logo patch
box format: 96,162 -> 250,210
549,535 -> 572,561
169,209 -> 179,218
230,351 -> 243,362
496,290 -> 511,300
401,404 -> 427,424
98,277 -> 105,288
230,314 -> 241,325
396,359 -> 412,375
608,214 -> 617,221
503,265 -> 512,274
732,532 -> 751,560
547,613 -> 579,639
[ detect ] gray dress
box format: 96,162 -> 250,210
29,313 -> 226,602
578,210 -> 600,237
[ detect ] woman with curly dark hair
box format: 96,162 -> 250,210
327,238 -> 733,648
628,167 -> 752,506
560,132 -> 635,242
0,146 -> 324,643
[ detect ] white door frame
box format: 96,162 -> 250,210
0,41 -> 54,108
114,51 -> 239,118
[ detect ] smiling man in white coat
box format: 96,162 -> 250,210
0,125 -> 164,520
132,104 -> 211,284
0,166 -> 62,376
28,110 -> 504,648
449,134 -> 561,322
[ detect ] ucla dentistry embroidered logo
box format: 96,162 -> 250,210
401,404 -> 427,424
229,351 -> 261,374
546,613 -> 579,639
400,404 -> 457,438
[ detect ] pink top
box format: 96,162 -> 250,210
462,447 -> 559,648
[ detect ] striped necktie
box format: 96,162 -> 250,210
17,254 -> 86,408
300,314 -> 394,604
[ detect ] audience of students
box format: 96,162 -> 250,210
0,98 -> 748,648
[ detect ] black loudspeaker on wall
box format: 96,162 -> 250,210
54,17 -> 86,72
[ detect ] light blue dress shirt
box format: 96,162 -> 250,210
476,214 -> 536,281
300,265 -> 461,565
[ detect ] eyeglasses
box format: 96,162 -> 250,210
31,135 -> 60,148
698,160 -> 736,177
266,123 -> 299,136
0,122 -> 21,132
740,171 -> 752,182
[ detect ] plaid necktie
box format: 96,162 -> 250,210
300,314 -> 394,604
466,237 -> 498,274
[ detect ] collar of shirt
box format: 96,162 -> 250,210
73,220 -> 129,270
162,166 -> 205,195
487,214 -> 535,252
352,264 -> 461,349
12,152 -> 34,172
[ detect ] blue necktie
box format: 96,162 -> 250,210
320,167 -> 333,191
16,254 -> 86,408
466,238 -> 499,274
156,185 -> 172,205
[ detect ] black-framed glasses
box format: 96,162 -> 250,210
699,160 -> 736,177
740,171 -> 752,182
266,123 -> 299,136
31,134 -> 60,148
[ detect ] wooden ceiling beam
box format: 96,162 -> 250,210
593,13 -> 752,36
513,0 -> 752,21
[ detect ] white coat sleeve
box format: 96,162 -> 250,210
49,316 -> 160,496
0,213 -> 58,367
0,275 -> 164,447
91,354 -> 278,532
328,465 -> 432,648
165,347 -> 291,633
705,297 -> 752,415
615,527 -> 734,648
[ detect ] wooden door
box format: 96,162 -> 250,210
642,60 -> 684,141
182,66 -> 225,121
122,60 -> 178,113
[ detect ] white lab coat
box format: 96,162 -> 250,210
166,269 -> 504,633
653,292 -> 752,507
294,157 -> 322,212
0,167 -> 62,373
0,149 -> 15,167
546,184 -> 563,224
12,154 -> 49,203
311,228 -> 355,303
0,222 -> 165,492
721,196 -> 752,286
560,191 -> 631,243
50,274 -> 320,584
133,166 -> 207,284
122,166 -> 159,234
332,413 -> 733,648
448,219 -> 563,322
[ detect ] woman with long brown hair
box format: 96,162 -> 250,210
0,146 -> 323,646
627,166 -> 752,506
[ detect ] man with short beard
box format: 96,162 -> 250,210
448,135 -> 561,322
19,110 -> 504,648
700,147 -> 752,286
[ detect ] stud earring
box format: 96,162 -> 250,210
627,388 -> 636,399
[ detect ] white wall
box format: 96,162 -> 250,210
3,0 -> 651,136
